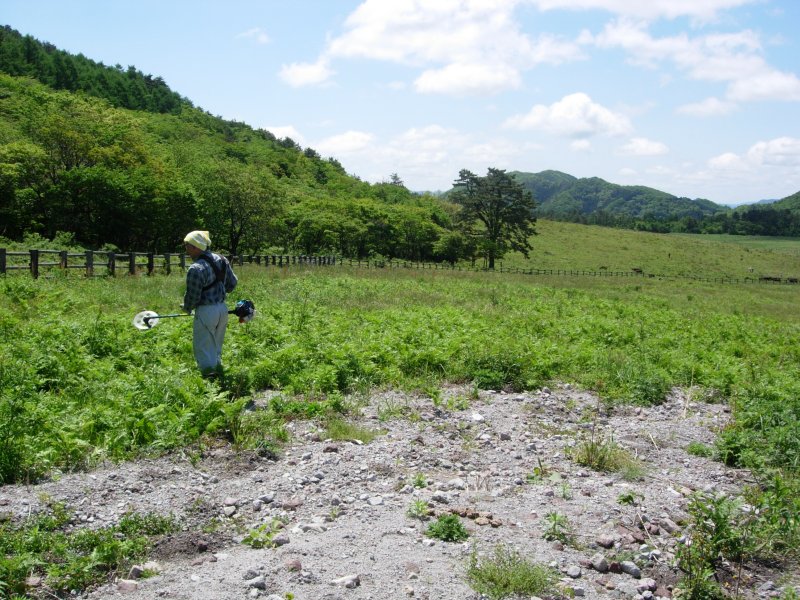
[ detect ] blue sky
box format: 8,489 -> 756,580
3,0 -> 800,205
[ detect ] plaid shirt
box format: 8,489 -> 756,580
183,251 -> 238,312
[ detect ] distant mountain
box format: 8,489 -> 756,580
509,170 -> 725,221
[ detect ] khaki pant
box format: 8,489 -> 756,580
193,303 -> 229,372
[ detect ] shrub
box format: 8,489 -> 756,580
425,514 -> 469,542
572,429 -> 645,480
467,545 -> 558,600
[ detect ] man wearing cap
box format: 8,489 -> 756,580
182,230 -> 238,379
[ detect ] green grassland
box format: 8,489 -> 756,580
499,220 -> 800,279
2,222 -> 799,596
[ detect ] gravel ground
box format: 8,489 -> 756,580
2,384 -> 795,600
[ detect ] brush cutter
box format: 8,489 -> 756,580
132,299 -> 256,330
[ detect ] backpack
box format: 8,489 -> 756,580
196,254 -> 226,291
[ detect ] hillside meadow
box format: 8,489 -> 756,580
501,220 -> 800,280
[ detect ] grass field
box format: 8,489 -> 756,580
496,220 -> 800,279
2,221 -> 799,597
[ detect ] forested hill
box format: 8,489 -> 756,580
510,170 -> 800,236
510,170 -> 723,221
0,26 -> 188,114
0,26 -> 460,260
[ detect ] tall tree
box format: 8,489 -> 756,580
451,168 -> 537,269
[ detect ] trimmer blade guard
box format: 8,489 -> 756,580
132,310 -> 160,330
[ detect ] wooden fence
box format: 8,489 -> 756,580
0,249 -> 336,278
0,248 -> 797,286
338,257 -> 800,286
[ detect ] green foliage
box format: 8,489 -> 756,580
617,491 -> 644,506
466,545 -> 558,600
0,501 -> 176,597
241,519 -> 285,549
687,442 -> 714,458
571,430 -> 645,480
542,511 -> 573,544
0,26 -> 186,114
676,493 -> 753,600
322,418 -> 383,444
451,168 -> 537,269
406,499 -> 431,521
425,514 -> 469,543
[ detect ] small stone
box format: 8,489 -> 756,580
223,506 -> 236,517
128,565 -> 145,579
638,578 -> 658,592
471,413 -> 485,423
621,561 -> 642,579
116,579 -> 139,592
330,574 -> 361,588
282,498 -> 303,510
590,553 -> 609,573
660,518 -> 680,533
567,566 -> 582,579
285,559 -> 302,572
271,532 -> 290,546
368,496 -> 384,506
596,535 -> 615,549
245,575 -> 267,590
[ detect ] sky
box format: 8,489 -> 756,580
2,1 -> 800,205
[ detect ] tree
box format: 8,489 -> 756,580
451,168 -> 536,269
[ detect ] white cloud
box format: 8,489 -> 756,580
236,27 -> 270,44
414,62 -> 521,95
285,0 -> 583,95
620,137 -> 669,156
677,97 -> 737,116
709,137 -> 800,171
746,137 -> 800,166
619,167 -> 638,176
315,130 -> 375,155
530,0 -> 757,22
708,152 -> 749,170
593,19 -> 800,103
503,92 -> 632,137
727,71 -> 800,102
262,126 -> 305,144
279,59 -> 334,87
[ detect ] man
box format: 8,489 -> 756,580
182,230 -> 238,379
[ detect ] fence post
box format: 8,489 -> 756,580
164,253 -> 171,275
147,253 -> 154,276
108,252 -> 116,276
0,248 -> 5,275
60,250 -> 68,270
30,249 -> 39,279
86,251 -> 94,277
128,252 -> 136,275
179,254 -> 186,270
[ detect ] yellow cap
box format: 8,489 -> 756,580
184,230 -> 211,251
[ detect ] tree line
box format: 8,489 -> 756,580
0,71 -> 535,266
0,25 -> 187,114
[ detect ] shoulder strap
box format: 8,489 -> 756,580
196,254 -> 224,291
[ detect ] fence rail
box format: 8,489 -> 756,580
338,257 -> 800,286
0,249 -> 336,278
0,248 -> 797,286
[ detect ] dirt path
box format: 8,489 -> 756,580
2,384 -> 791,600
